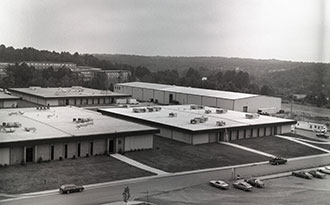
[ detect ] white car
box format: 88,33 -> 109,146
209,180 -> 229,190
317,168 -> 330,175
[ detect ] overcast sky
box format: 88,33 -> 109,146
0,0 -> 329,62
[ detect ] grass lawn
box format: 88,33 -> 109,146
0,155 -> 154,194
232,136 -> 326,158
124,136 -> 270,173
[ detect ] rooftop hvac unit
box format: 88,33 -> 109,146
190,105 -> 204,110
216,121 -> 226,126
25,127 -> 37,132
205,109 -> 212,114
216,109 -> 227,114
245,113 -> 259,119
4,127 -> 15,133
76,121 -> 94,128
132,108 -> 147,113
8,111 -> 24,116
74,118 -> 93,123
2,122 -> 21,128
147,107 -> 162,112
169,112 -> 177,117
190,116 -> 208,124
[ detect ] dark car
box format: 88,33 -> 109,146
316,132 -> 329,139
233,180 -> 253,191
308,170 -> 326,179
269,157 -> 287,165
59,184 -> 84,194
292,171 -> 313,179
245,178 -> 265,188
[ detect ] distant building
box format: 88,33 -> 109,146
99,104 -> 295,145
22,61 -> 77,70
0,106 -> 158,165
71,66 -> 102,82
8,86 -> 131,107
292,94 -> 307,101
115,82 -> 281,113
0,90 -> 20,108
72,66 -> 131,83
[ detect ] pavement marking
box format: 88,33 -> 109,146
220,142 -> 276,158
276,135 -> 330,154
111,154 -> 170,176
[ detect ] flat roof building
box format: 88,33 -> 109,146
9,86 -> 131,107
114,82 -> 281,113
0,106 -> 159,165
99,105 -> 295,145
0,90 -> 20,108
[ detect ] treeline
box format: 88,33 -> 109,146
132,66 -> 272,95
0,45 -> 133,70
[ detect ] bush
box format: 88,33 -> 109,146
59,157 -> 63,161
37,157 -> 43,163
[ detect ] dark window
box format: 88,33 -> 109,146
51,145 -> 54,160
65,99 -> 69,105
243,106 -> 248,112
98,98 -> 100,104
250,129 -> 253,137
80,98 -> 83,105
74,99 -> 77,105
257,128 -> 260,137
77,143 -> 81,157
26,147 -> 34,163
264,127 -> 267,136
109,139 -> 115,153
90,141 -> 93,156
64,144 -> 68,158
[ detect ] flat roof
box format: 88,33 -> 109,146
0,106 -> 158,144
100,105 -> 295,133
9,87 -> 131,99
116,82 -> 258,100
0,92 -> 20,100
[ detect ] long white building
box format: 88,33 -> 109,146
114,82 -> 281,113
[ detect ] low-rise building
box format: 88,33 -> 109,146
8,86 -> 131,107
0,106 -> 159,165
0,90 -> 20,108
99,105 -> 296,145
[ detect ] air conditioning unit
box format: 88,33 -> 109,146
216,108 -> 227,114
190,105 -> 204,110
216,121 -> 226,126
205,109 -> 212,114
25,127 -> 37,132
2,122 -> 21,128
245,113 -> 259,119
190,116 -> 208,124
132,108 -> 147,113
169,112 -> 177,117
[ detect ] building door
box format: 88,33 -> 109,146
51,145 -> 54,160
243,106 -> 248,112
169,94 -> 173,103
109,139 -> 115,153
77,143 -> 81,157
26,147 -> 34,163
65,99 -> 69,105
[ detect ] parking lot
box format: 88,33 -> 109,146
138,170 -> 330,205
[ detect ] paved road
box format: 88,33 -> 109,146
2,154 -> 330,205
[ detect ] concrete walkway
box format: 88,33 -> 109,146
276,135 -> 330,154
220,142 -> 276,158
111,154 -> 170,176
292,137 -> 330,144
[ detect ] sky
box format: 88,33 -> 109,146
0,0 -> 329,63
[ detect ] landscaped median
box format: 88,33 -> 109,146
0,155 -> 155,194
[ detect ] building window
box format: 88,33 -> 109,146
243,106 -> 248,112
64,144 -> 68,158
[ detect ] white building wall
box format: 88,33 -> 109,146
209,133 -> 217,143
172,130 -> 192,144
164,92 -> 176,104
46,99 -> 59,106
192,133 -> 209,144
142,89 -> 154,101
201,97 -> 217,107
281,124 -> 292,133
233,96 -> 281,113
187,95 -> 202,105
132,88 -> 143,100
124,135 -> 153,151
3,100 -> 17,108
216,99 -> 234,110
159,127 -> 172,139
154,91 -> 165,104
176,93 -> 188,104
238,130 -> 245,139
0,147 -> 10,165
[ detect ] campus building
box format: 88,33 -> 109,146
0,90 -> 20,108
8,86 -> 131,107
99,105 -> 296,145
114,82 -> 281,113
0,106 -> 159,165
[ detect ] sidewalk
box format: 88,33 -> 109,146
220,142 -> 276,158
111,154 -> 170,176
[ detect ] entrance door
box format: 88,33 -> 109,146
26,147 -> 34,163
169,94 -> 173,103
109,139 -> 115,153
65,99 -> 69,105
243,106 -> 248,112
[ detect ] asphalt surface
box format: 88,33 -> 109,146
2,154 -> 330,205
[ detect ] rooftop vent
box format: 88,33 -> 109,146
4,127 -> 15,133
190,105 -> 204,110
8,111 -> 24,116
25,127 -> 36,132
205,109 -> 212,114
216,121 -> 226,126
216,109 -> 227,114
169,112 -> 177,117
132,108 -> 147,113
73,118 -> 93,123
147,106 -> 162,112
76,121 -> 94,128
245,113 -> 259,119
2,122 -> 22,128
190,116 -> 208,124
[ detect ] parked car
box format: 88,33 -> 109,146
317,168 -> 330,174
245,178 -> 265,188
233,180 -> 252,191
59,184 -> 84,194
209,180 -> 229,190
316,132 -> 329,139
308,170 -> 326,179
269,157 -> 287,165
292,171 -> 313,179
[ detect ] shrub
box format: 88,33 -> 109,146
59,157 -> 63,161
37,157 -> 43,163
